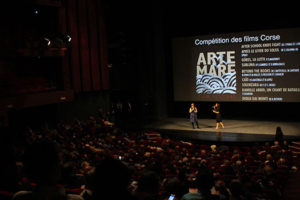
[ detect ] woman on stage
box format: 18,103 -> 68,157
213,103 -> 224,129
189,103 -> 199,129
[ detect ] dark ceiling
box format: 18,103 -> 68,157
103,0 -> 300,38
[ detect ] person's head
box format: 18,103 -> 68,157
229,179 -> 243,198
24,140 -> 61,185
276,126 -> 282,134
264,165 -> 273,176
278,158 -> 286,166
265,142 -> 270,147
187,178 -> 199,189
210,144 -> 217,152
191,103 -> 195,108
275,127 -> 283,142
215,179 -> 226,190
0,128 -> 17,191
266,153 -> 272,161
163,177 -> 182,196
137,170 -> 160,194
137,170 -> 160,199
196,165 -> 214,192
236,160 -> 242,166
93,158 -> 131,198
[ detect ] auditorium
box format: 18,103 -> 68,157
1,1 -> 300,200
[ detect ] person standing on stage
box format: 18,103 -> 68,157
213,103 -> 224,129
189,103 -> 199,129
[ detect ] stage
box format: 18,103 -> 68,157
144,118 -> 300,143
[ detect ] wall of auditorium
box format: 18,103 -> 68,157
7,91 -> 110,129
56,91 -> 110,122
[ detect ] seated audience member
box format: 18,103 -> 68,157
275,126 -> 284,146
282,140 -> 289,150
196,164 -> 214,199
210,145 -> 217,153
229,180 -> 246,200
211,179 -> 230,200
13,140 -> 83,200
181,178 -> 205,200
80,174 -> 94,200
0,129 -> 18,200
134,170 -> 160,200
92,158 -> 135,200
162,176 -> 186,200
265,154 -> 276,169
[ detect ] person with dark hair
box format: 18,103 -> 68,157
196,165 -> 214,199
181,178 -> 205,200
13,140 -> 83,200
134,170 -> 160,200
275,126 -> 284,146
212,103 -> 224,129
229,180 -> 245,200
92,158 -> 134,200
163,176 -> 186,200
189,103 -> 199,129
0,128 -> 18,200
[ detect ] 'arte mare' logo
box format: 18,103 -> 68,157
196,51 -> 236,94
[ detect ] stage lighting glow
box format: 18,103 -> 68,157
65,35 -> 72,43
59,34 -> 72,47
43,38 -> 51,47
33,9 -> 39,15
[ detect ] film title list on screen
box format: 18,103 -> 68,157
241,41 -> 300,102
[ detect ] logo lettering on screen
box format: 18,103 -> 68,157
196,51 -> 236,94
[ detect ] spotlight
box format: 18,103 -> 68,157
64,34 -> 72,43
61,34 -> 72,45
44,38 -> 51,46
58,34 -> 72,48
41,37 -> 51,48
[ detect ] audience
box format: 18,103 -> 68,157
1,112 -> 295,200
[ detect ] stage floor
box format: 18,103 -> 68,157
144,118 -> 300,143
